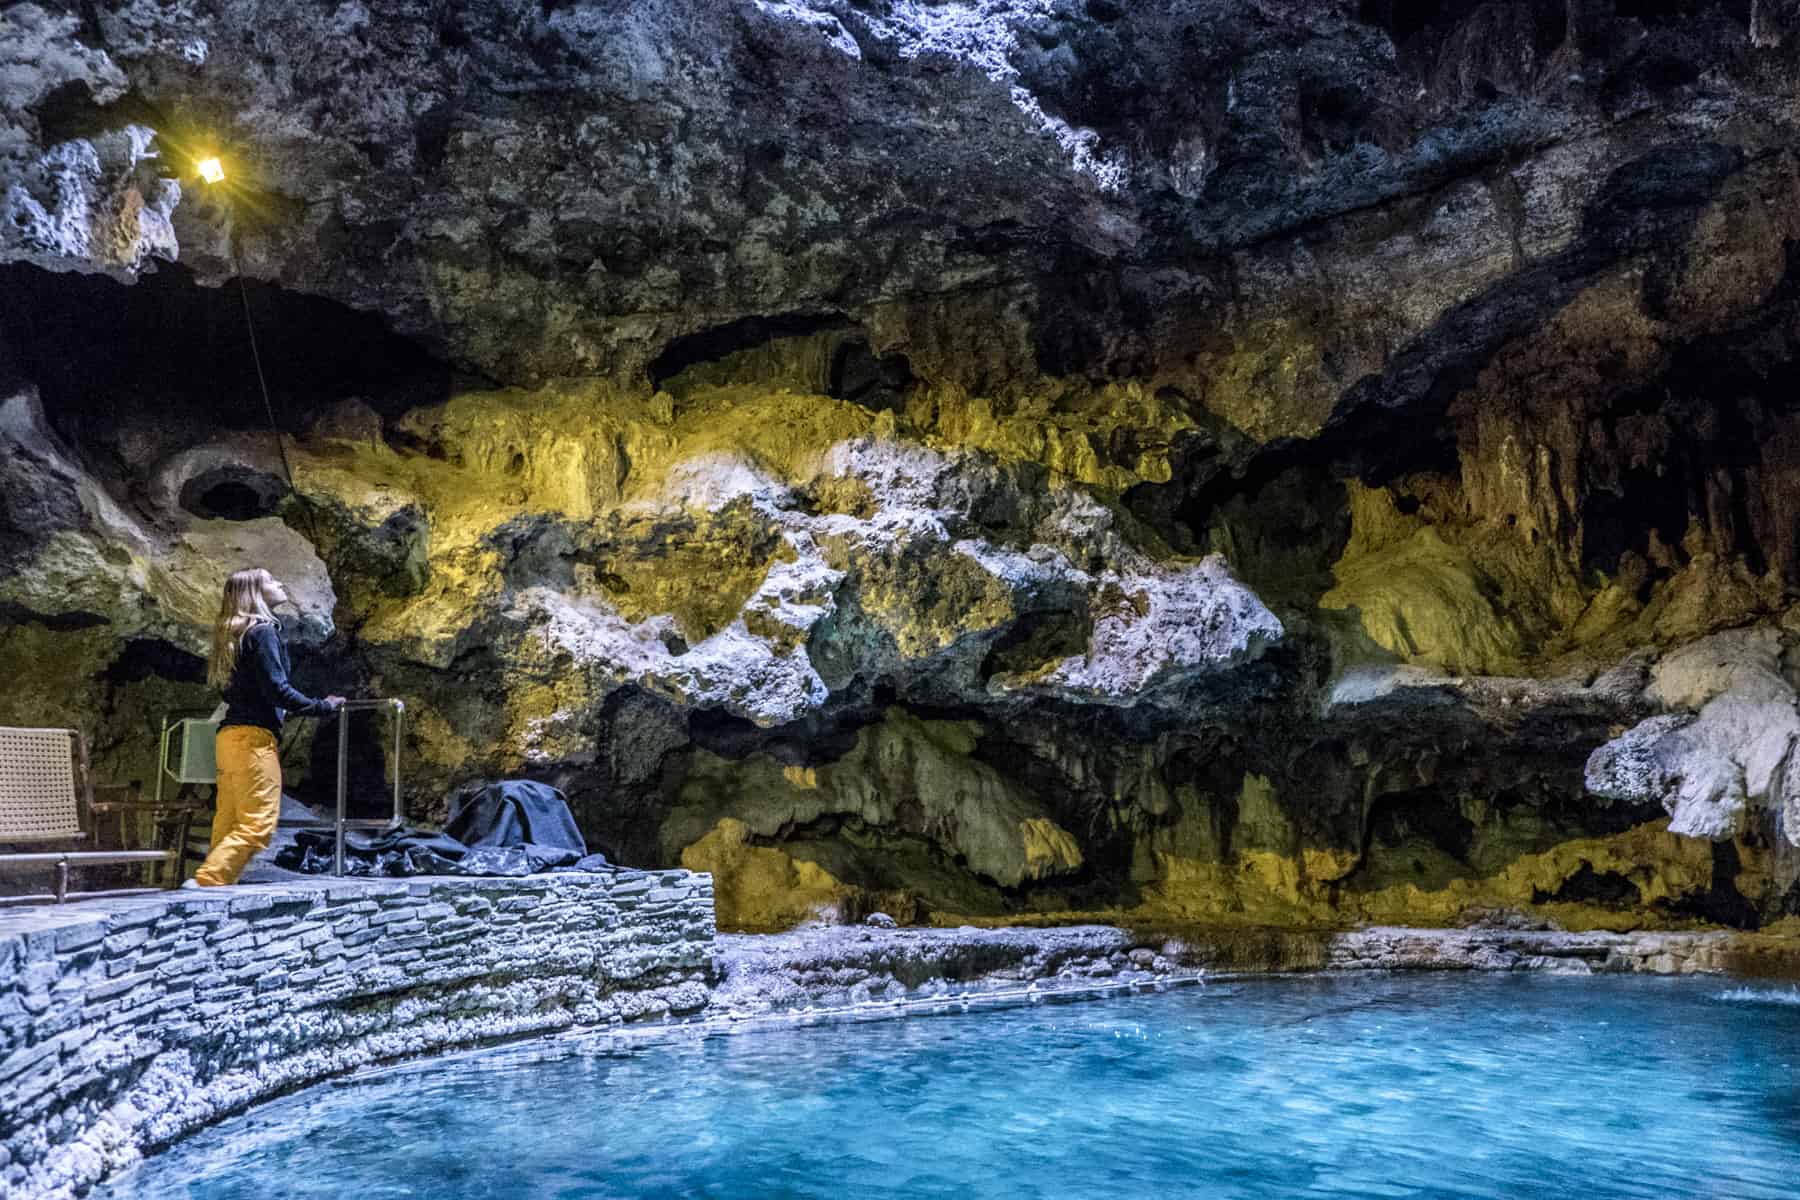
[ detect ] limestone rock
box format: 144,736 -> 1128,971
0,388 -> 335,652
665,712 -> 1085,893
1584,715 -> 1694,809
1586,629 -> 1800,844
1322,528 -> 1526,677
1,126 -> 179,275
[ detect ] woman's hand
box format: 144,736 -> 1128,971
325,695 -> 348,711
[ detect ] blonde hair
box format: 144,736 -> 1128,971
207,568 -> 280,688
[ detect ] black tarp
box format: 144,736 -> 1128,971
273,780 -> 607,877
446,780 -> 586,857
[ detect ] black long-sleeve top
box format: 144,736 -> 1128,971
220,622 -> 331,736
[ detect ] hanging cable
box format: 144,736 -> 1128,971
232,242 -> 322,546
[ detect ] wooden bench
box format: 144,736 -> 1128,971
0,726 -> 191,902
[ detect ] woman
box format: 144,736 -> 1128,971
193,568 -> 344,887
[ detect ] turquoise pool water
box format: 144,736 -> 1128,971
110,974 -> 1800,1199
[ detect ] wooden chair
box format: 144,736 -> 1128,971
0,727 -> 191,902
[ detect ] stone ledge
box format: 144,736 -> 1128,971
1324,926 -> 1736,973
711,923 -> 1794,1016
0,871 -> 716,1200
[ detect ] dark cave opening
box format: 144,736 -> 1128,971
644,311 -> 919,411
646,312 -> 851,391
979,607 -> 1092,682
0,262 -> 453,462
100,638 -> 208,685
1655,841 -> 1763,929
178,466 -> 289,521
685,703 -> 873,769
1354,787 -> 1478,883
30,80 -> 164,147
1579,464 -> 1690,582
1358,0 -> 1484,42
828,338 -> 915,414
196,481 -> 266,521
1533,862 -> 1643,909
298,707 -> 397,820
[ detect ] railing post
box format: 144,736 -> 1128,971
155,717 -> 170,808
335,708 -> 349,877
390,700 -> 404,828
332,698 -> 405,877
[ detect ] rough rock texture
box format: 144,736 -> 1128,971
0,871 -> 715,1200
1587,627 -> 1800,842
1322,924 -> 1739,974
712,924 -> 1200,1014
5,2 -> 1800,934
711,919 -> 1777,1018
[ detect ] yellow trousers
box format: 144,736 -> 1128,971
195,726 -> 282,886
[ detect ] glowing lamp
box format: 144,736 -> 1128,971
197,157 -> 226,184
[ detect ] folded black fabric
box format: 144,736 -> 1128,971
445,780 -> 586,855
272,780 -> 598,877
273,826 -> 554,876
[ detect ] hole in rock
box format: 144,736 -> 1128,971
647,313 -> 851,392
1532,862 -> 1642,908
0,604 -> 109,631
1358,787 -> 1477,872
31,82 -> 163,145
647,312 -> 916,409
1654,842 -> 1762,929
1579,465 -> 1689,579
1299,82 -> 1376,158
178,467 -> 287,521
1617,43 -> 1703,94
298,707 -> 394,818
828,339 -> 915,414
0,262 -> 453,463
415,103 -> 456,170
686,705 -> 871,768
980,608 -> 1092,681
102,638 -> 208,685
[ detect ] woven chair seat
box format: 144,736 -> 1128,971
0,727 -> 84,843
0,726 -> 186,901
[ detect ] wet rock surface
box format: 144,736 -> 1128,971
709,919 -> 1784,1018
3,2 -> 1800,933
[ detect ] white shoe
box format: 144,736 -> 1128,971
179,878 -> 202,890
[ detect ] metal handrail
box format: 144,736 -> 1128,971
332,698 -> 406,876
154,700 -> 407,877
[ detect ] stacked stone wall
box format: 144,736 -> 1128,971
0,870 -> 715,1200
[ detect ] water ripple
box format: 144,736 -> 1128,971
104,974 -> 1800,1200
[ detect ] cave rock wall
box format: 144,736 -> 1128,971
5,1 -> 1800,931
